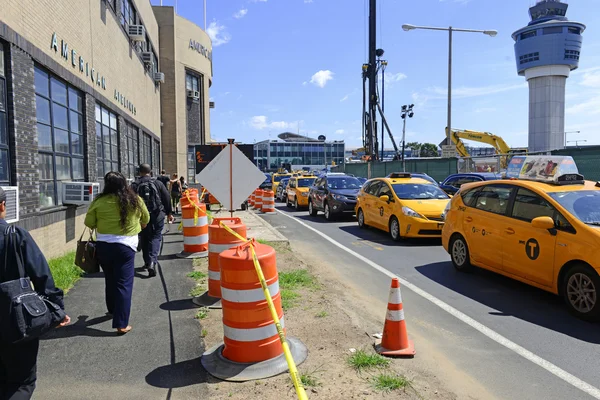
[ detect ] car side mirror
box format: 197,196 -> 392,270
379,195 -> 390,203
532,216 -> 555,231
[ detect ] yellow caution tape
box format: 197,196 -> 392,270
218,222 -> 308,400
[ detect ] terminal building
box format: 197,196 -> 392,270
254,133 -> 345,172
512,0 -> 585,152
0,1 -> 212,257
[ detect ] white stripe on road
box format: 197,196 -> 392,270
274,208 -> 600,400
386,309 -> 405,322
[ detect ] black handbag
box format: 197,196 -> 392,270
75,228 -> 99,274
0,225 -> 66,343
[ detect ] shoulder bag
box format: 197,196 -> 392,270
75,227 -> 99,274
0,225 -> 67,343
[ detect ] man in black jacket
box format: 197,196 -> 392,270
0,187 -> 70,399
132,164 -> 174,277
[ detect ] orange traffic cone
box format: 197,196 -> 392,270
375,278 -> 415,357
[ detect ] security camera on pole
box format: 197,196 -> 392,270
401,104 -> 414,172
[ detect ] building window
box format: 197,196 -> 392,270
120,0 -> 135,29
153,140 -> 160,176
543,26 -> 563,35
124,121 -> 138,179
107,0 -> 116,11
186,74 -> 200,92
0,43 -> 10,186
34,66 -> 85,207
95,103 -> 119,181
520,30 -> 537,40
519,52 -> 540,65
565,49 -> 580,60
568,27 -> 581,35
141,132 -> 151,166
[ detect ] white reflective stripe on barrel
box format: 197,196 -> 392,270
183,234 -> 209,245
221,281 -> 279,303
224,317 -> 285,342
183,216 -> 208,228
209,242 -> 242,254
208,270 -> 220,280
388,288 -> 402,305
386,309 -> 405,322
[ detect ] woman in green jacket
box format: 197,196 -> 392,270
84,172 -> 150,334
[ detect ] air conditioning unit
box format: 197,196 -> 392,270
154,72 -> 165,83
209,101 -> 215,109
62,182 -> 100,205
187,90 -> 200,100
1,186 -> 19,224
128,25 -> 146,42
141,52 -> 154,66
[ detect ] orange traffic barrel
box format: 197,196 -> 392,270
181,189 -> 199,208
253,189 -> 264,210
248,191 -> 255,207
178,203 -> 208,258
207,218 -> 247,299
261,190 -> 276,214
219,242 -> 284,363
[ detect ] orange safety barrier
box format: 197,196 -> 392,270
181,189 -> 199,209
181,202 -> 209,256
208,218 -> 247,299
375,278 -> 415,357
219,242 -> 284,363
261,190 -> 276,214
248,191 -> 255,207
253,189 -> 264,210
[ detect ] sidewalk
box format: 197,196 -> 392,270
36,221 -> 208,400
207,208 -> 287,243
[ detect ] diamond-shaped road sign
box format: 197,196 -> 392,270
196,144 -> 266,211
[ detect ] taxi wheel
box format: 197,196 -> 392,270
286,197 -> 292,208
357,208 -> 367,229
450,234 -> 473,272
294,198 -> 300,211
324,203 -> 334,221
389,217 -> 402,242
309,201 -> 318,216
562,264 -> 600,321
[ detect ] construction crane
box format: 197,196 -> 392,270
447,128 -> 527,168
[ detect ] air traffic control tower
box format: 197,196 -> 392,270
512,0 -> 585,152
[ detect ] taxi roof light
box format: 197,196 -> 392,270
505,155 -> 584,185
388,172 -> 412,179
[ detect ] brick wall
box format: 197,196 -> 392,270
5,44 -> 39,215
85,93 -> 98,182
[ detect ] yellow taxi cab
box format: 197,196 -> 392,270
272,173 -> 292,194
442,156 -> 600,321
286,175 -> 317,210
356,173 -> 451,240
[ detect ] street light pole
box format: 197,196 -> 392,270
447,27 -> 452,150
401,104 -> 414,172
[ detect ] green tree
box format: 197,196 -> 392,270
420,143 -> 439,157
405,142 -> 422,155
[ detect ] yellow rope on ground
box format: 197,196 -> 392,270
218,221 -> 308,400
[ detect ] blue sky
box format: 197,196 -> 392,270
154,0 -> 600,149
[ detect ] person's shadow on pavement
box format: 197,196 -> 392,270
145,357 -> 212,389
41,315 -> 116,340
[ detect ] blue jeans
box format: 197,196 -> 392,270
96,242 -> 136,329
140,218 -> 164,266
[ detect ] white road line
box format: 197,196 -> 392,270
274,209 -> 600,400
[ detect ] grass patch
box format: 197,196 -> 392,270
189,285 -> 205,297
48,251 -> 82,293
279,269 -> 317,290
347,350 -> 390,371
280,288 -> 300,310
372,373 -> 412,392
195,308 -> 209,320
257,239 -> 270,245
300,373 -> 320,387
187,271 -> 207,280
201,329 -> 208,338
315,311 -> 328,318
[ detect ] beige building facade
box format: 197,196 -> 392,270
153,6 -> 213,183
0,0 -> 212,258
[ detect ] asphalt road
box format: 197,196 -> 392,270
262,203 -> 600,400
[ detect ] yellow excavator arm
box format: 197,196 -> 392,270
446,128 -> 512,156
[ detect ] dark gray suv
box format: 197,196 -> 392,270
308,174 -> 363,220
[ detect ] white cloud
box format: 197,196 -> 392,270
233,8 -> 248,19
340,94 -> 349,102
249,116 -> 301,130
439,0 -> 473,4
304,0 -> 314,2
251,0 -> 267,2
302,81 -> 308,86
421,83 -> 526,100
384,72 -> 407,83
474,107 -> 497,113
579,68 -> 600,88
566,96 -> 600,116
335,129 -> 345,135
207,21 -> 231,47
309,70 -> 334,88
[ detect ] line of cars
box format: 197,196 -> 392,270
271,157 -> 600,321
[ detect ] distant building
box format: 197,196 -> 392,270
254,133 -> 344,171
512,0 -> 585,152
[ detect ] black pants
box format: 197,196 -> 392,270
140,218 -> 164,267
0,338 -> 39,400
96,242 -> 136,329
